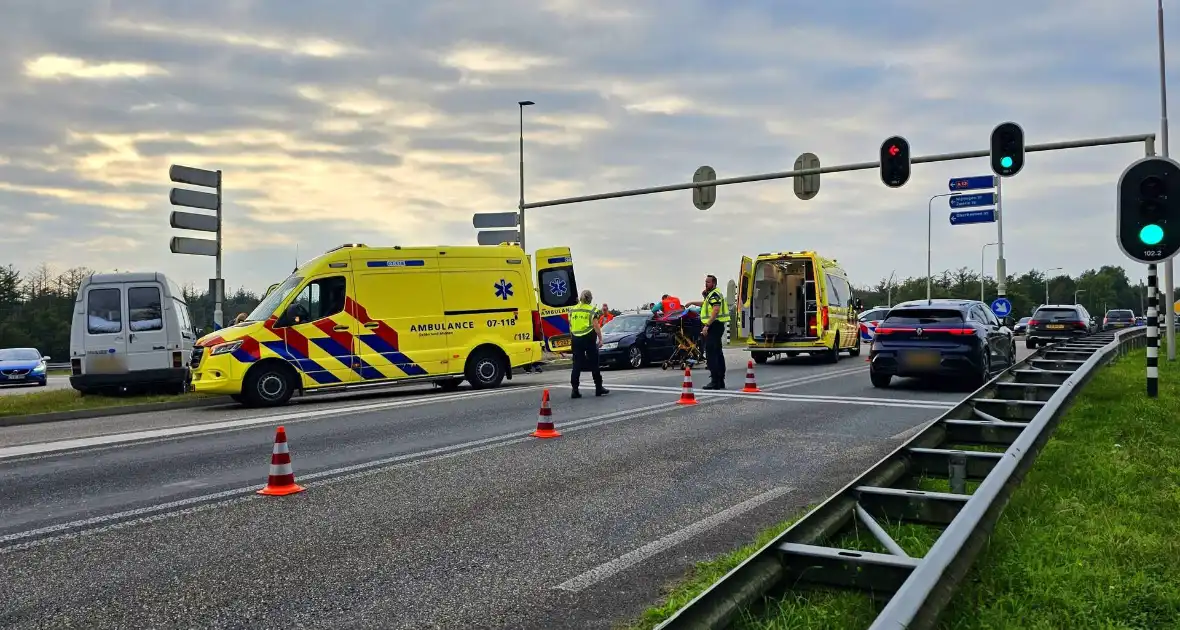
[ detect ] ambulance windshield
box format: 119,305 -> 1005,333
246,275 -> 303,322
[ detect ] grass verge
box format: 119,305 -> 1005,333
0,388 -> 216,418
632,347 -> 1180,630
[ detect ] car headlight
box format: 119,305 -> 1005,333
32,363 -> 46,374
210,340 -> 243,356
601,342 -> 618,350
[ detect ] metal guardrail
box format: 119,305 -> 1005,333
656,327 -> 1147,630
46,363 -> 70,370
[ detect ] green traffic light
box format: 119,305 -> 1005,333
1140,223 -> 1165,245
1000,156 -> 1013,169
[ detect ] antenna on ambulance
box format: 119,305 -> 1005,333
292,244 -> 299,273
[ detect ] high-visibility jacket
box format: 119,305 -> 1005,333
597,311 -> 614,327
570,303 -> 598,336
702,288 -> 729,324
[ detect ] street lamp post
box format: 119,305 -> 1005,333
886,270 -> 896,306
1157,0 -> 1175,360
928,192 -> 963,302
1044,266 -> 1063,304
517,100 -> 534,254
981,242 -> 999,302
1075,288 -> 1087,305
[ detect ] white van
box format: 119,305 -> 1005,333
69,272 -> 196,395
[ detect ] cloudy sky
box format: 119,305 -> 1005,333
0,0 -> 1174,308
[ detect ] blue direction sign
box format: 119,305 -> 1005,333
948,175 -> 996,192
991,297 -> 1013,318
949,209 -> 997,225
949,192 -> 995,209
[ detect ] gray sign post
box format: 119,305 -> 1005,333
168,164 -> 224,329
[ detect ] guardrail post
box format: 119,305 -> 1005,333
949,453 -> 968,495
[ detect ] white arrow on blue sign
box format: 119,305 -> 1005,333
948,175 -> 996,192
949,192 -> 995,209
991,297 -> 1012,317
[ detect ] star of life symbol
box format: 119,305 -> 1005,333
548,277 -> 568,297
494,279 -> 514,300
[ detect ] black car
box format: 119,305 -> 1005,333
1101,309 -> 1136,332
1013,316 -> 1031,336
868,299 -> 1016,388
597,313 -> 678,368
1026,304 -> 1095,348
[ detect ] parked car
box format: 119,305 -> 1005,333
868,299 -> 1015,389
1025,304 -> 1095,349
1013,316 -> 1031,336
0,347 -> 50,387
597,312 -> 679,368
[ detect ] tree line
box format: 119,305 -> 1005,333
0,262 -> 1170,362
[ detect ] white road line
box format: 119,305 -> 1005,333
0,385 -> 544,461
571,384 -> 955,410
553,486 -> 796,593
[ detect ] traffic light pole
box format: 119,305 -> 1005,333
1148,263 -> 1160,397
995,177 -> 1006,297
1157,0 -> 1175,362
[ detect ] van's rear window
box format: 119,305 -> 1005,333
882,309 -> 964,325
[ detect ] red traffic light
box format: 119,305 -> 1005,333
880,135 -> 911,188
888,145 -> 900,157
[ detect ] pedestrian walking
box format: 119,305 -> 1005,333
686,274 -> 729,389
568,289 -> 609,398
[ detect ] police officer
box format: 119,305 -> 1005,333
687,274 -> 729,389
569,289 -> 609,398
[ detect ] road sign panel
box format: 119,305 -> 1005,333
949,209 -> 997,225
170,236 -> 218,257
170,211 -> 218,232
472,212 -> 519,229
693,165 -> 716,211
170,188 -> 219,211
793,152 -> 821,201
169,164 -> 221,189
991,297 -> 1013,318
949,192 -> 996,209
476,230 -> 520,246
948,175 -> 996,192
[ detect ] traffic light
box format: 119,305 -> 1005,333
1116,156 -> 1180,263
990,122 -> 1025,177
880,136 -> 910,188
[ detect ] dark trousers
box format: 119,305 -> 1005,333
705,320 -> 725,384
571,333 -> 603,390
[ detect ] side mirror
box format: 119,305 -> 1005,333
42,355 -> 51,361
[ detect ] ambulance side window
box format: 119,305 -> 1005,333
824,274 -> 846,308
284,276 -> 347,325
539,268 -> 577,308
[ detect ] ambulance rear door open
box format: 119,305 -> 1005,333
737,256 -> 753,340
534,247 -> 578,354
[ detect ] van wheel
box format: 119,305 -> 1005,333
825,334 -> 841,364
752,352 -> 769,365
243,363 -> 295,407
848,335 -> 861,357
465,350 -> 506,390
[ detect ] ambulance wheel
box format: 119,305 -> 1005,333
230,394 -> 246,405
752,352 -> 769,365
848,335 -> 861,357
243,362 -> 295,407
465,349 -> 506,389
824,334 -> 841,364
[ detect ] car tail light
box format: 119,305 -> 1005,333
874,326 -> 906,336
821,306 -> 829,331
808,314 -> 817,335
1074,321 -> 1088,329
942,327 -> 975,335
1028,319 -> 1039,327
531,310 -> 542,341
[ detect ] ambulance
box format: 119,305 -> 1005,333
735,250 -> 864,364
190,243 -> 577,407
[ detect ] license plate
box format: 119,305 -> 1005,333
1047,324 -> 1065,329
901,350 -> 941,369
549,338 -> 571,351
5,375 -> 21,380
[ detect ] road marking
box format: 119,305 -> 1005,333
0,385 -> 545,461
553,486 -> 796,593
568,384 -> 955,410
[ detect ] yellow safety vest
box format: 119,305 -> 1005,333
570,303 -> 598,336
702,288 -> 730,324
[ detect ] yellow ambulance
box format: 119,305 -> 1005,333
190,243 -> 577,407
735,250 -> 863,364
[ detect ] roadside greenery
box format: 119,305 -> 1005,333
633,347 -> 1180,630
0,388 -> 216,419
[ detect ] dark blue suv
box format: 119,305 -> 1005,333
869,299 -> 1015,389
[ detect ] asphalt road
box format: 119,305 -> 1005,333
0,346 -> 1033,629
0,375 -> 69,396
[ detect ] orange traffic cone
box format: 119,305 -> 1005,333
678,366 -> 698,405
741,360 -> 762,393
532,389 -> 561,438
258,425 -> 305,496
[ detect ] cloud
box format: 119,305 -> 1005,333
0,0 -> 1175,314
